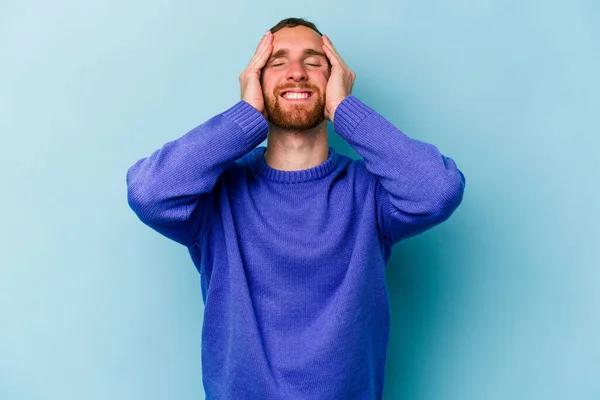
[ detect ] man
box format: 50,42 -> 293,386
126,17 -> 466,400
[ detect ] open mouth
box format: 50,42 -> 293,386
280,91 -> 313,101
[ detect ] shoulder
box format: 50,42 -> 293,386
343,156 -> 377,184
334,154 -> 378,198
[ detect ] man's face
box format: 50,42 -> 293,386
260,26 -> 331,131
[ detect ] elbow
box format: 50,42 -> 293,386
126,184 -> 174,227
126,164 -> 155,222
127,182 -> 152,222
434,168 -> 466,220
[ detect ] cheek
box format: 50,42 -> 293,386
312,73 -> 329,92
260,72 -> 278,93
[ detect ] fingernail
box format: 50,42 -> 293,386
265,30 -> 270,35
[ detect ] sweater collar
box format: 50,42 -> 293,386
249,146 -> 339,183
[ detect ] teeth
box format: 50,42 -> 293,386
283,92 -> 310,99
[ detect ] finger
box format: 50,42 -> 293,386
254,31 -> 271,53
321,35 -> 340,65
247,33 -> 273,72
322,35 -> 348,69
324,34 -> 350,70
322,41 -> 342,68
252,34 -> 273,72
251,33 -> 272,64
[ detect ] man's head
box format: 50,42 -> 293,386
260,18 -> 332,131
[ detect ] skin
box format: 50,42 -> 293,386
239,26 -> 356,171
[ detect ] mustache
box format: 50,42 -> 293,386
274,83 -> 320,96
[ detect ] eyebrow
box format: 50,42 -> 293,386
268,48 -> 327,62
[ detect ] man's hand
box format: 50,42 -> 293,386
321,34 -> 356,124
240,31 -> 273,119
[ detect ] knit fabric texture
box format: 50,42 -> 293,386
126,95 -> 466,399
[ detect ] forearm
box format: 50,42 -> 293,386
126,100 -> 268,243
333,95 -> 465,239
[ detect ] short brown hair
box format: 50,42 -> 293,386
268,17 -> 323,36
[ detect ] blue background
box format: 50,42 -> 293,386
1,0 -> 599,399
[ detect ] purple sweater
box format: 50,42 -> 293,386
126,95 -> 465,399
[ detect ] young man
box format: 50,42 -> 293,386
127,17 -> 466,400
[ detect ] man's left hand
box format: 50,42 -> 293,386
322,34 -> 356,124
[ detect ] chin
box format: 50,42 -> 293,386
264,94 -> 326,131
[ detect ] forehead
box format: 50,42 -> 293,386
272,26 -> 322,53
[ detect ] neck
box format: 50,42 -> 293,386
264,121 -> 329,171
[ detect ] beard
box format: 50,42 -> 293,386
264,84 -> 326,131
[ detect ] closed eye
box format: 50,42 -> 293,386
270,63 -> 322,67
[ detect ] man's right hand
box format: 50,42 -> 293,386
239,30 -> 273,120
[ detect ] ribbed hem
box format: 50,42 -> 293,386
249,146 -> 340,184
333,95 -> 375,139
222,100 -> 269,148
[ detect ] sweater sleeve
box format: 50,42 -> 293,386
333,95 -> 466,245
126,100 -> 268,247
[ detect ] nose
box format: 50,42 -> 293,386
286,60 -> 308,82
